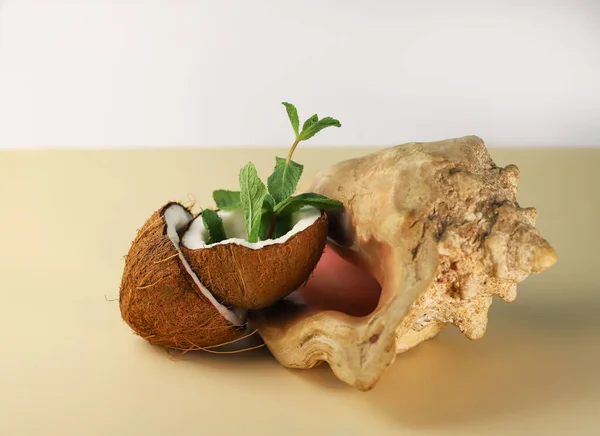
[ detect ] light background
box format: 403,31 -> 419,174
0,0 -> 598,149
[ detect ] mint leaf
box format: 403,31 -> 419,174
302,114 -> 318,132
239,163 -> 268,243
274,192 -> 344,216
282,102 -> 300,138
266,157 -> 304,204
213,190 -> 241,210
201,209 -> 227,244
299,117 -> 341,141
271,214 -> 293,239
259,210 -> 273,240
263,193 -> 275,211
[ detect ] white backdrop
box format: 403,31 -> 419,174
0,0 -> 598,149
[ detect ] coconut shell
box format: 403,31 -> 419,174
181,212 -> 328,309
119,202 -> 244,349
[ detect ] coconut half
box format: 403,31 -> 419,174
181,207 -> 328,309
119,202 -> 247,349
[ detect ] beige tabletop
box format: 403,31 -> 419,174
1,146 -> 599,436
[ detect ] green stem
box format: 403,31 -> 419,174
265,212 -> 278,240
286,138 -> 301,164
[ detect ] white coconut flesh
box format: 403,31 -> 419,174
163,204 -> 246,326
181,206 -> 321,250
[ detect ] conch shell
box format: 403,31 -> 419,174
253,136 -> 557,391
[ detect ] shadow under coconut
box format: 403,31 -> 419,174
147,326 -> 274,364
294,293 -> 600,429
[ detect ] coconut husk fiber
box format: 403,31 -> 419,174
181,212 -> 328,309
119,202 -> 244,349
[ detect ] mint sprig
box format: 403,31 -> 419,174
204,102 -> 344,243
281,101 -> 342,166
266,102 -> 341,210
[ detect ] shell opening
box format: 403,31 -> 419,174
181,206 -> 321,250
163,203 -> 246,326
295,246 -> 382,318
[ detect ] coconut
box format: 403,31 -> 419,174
180,207 -> 328,309
119,202 -> 247,349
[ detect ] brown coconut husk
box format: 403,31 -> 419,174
181,212 -> 328,309
119,202 -> 246,349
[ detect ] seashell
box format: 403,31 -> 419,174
253,136 -> 557,391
